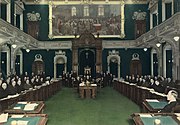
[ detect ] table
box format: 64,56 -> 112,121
4,101 -> 45,114
132,113 -> 180,125
79,84 -> 97,99
0,114 -> 47,125
142,99 -> 168,113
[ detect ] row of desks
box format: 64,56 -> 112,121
113,80 -> 167,107
1,101 -> 47,125
0,80 -> 61,112
0,80 -> 62,125
0,113 -> 48,125
113,81 -> 180,124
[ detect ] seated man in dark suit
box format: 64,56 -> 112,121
0,82 -> 9,99
160,90 -> 178,113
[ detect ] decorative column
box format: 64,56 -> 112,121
158,46 -> 163,76
162,0 -> 166,22
120,3 -> 125,38
174,39 -> 180,80
150,13 -> 153,29
20,14 -> 24,30
72,48 -> 78,72
0,47 -> 1,72
10,46 -> 17,74
48,1 -> 53,39
96,49 -> 102,72
7,2 -> 11,23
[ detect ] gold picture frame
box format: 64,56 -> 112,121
48,1 -> 125,39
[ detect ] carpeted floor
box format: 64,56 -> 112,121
44,87 -> 140,125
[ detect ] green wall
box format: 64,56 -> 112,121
23,5 -> 49,40
124,4 -> 149,40
22,48 -> 151,78
102,48 -> 151,78
23,4 -> 150,41
23,49 -> 72,77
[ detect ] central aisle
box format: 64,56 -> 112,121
45,87 -> 140,125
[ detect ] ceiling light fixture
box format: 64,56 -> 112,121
143,48 -> 147,51
12,44 -> 17,48
26,48 -> 30,53
156,43 -> 161,47
174,36 -> 180,41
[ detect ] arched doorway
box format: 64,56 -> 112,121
54,50 -> 67,78
107,50 -> 120,79
79,48 -> 96,77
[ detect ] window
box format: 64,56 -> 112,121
72,6 -> 77,16
98,5 -> 104,16
84,5 -> 89,17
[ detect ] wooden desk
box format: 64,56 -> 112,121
142,99 -> 168,113
132,113 -> 180,125
79,85 -> 97,99
113,80 -> 167,108
0,114 -> 47,125
4,101 -> 45,114
0,80 -> 61,112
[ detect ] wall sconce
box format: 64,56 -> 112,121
143,48 -> 147,51
26,48 -> 30,53
11,43 -> 17,48
156,43 -> 161,47
173,36 -> 179,41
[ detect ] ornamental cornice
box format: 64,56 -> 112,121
0,18 -> 38,48
135,12 -> 180,47
36,41 -> 72,49
15,0 -> 25,15
132,11 -> 146,20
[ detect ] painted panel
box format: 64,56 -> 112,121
50,3 -> 124,38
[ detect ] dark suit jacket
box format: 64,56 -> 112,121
160,101 -> 177,113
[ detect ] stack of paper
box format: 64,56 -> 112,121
91,84 -> 97,86
139,114 -> 152,117
11,115 -> 24,118
177,116 -> 180,121
23,103 -> 38,111
0,113 -> 8,123
17,120 -> 29,125
13,107 -> 21,110
146,99 -> 159,102
18,102 -> 28,104
175,113 -> 180,117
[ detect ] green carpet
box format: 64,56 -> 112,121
44,87 -> 140,125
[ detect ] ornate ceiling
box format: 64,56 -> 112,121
24,0 -> 148,4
